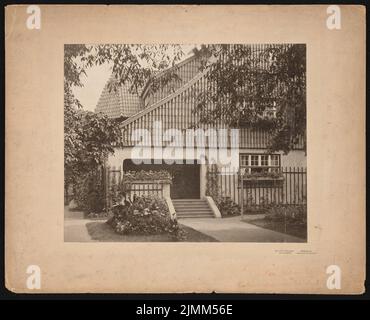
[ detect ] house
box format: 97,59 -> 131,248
95,45 -> 306,216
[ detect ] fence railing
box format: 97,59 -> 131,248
207,166 -> 307,212
104,166 -> 170,212
123,182 -> 164,200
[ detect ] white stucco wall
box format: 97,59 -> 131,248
280,150 -> 307,167
107,148 -> 133,171
108,147 -> 208,198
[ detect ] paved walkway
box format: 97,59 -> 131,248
179,216 -> 304,242
64,207 -> 96,242
64,207 -> 303,243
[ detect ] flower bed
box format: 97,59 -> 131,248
215,197 -> 241,217
264,204 -> 307,225
245,204 -> 307,239
121,170 -> 172,183
107,195 -> 185,240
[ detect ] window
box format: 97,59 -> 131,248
251,155 -> 259,166
240,154 -> 281,173
261,155 -> 268,166
240,155 -> 249,167
271,154 -> 280,166
270,154 -> 280,172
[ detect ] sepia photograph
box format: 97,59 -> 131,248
5,4 -> 365,295
64,43 -> 307,243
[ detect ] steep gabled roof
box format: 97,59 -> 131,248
140,54 -> 204,109
120,71 -> 206,130
140,54 -> 202,100
95,78 -> 142,118
95,52 -> 203,119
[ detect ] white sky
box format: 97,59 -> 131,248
72,63 -> 112,112
73,45 -> 198,112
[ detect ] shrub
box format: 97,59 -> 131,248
264,204 -> 307,225
216,197 -> 240,217
206,165 -> 220,200
244,194 -> 273,214
107,195 -> 185,239
74,170 -> 105,213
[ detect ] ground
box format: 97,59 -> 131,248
64,208 -> 97,242
245,219 -> 307,240
86,221 -> 218,242
64,206 -> 217,242
64,206 -> 305,243
179,216 -> 305,242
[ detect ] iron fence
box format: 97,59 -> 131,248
207,166 -> 307,212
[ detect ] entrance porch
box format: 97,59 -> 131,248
123,159 -> 201,199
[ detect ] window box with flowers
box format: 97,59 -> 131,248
239,153 -> 284,187
243,171 -> 284,181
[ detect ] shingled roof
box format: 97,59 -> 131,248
95,54 -> 202,119
95,78 -> 142,119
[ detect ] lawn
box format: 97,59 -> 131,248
86,221 -> 218,242
245,219 -> 307,240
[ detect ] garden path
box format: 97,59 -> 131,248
64,206 -> 96,242
179,216 -> 305,242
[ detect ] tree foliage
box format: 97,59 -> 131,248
194,44 -> 306,153
65,44 -> 185,93
64,44 -> 184,191
64,107 -> 122,186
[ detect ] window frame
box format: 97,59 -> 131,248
240,153 -> 281,174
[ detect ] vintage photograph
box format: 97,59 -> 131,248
64,44 -> 307,243
5,4 -> 366,295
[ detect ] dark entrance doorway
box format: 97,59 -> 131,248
123,159 -> 200,199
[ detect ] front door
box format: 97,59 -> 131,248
170,164 -> 200,199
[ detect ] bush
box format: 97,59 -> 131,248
107,195 -> 185,239
216,197 -> 240,217
264,204 -> 307,225
74,170 -> 105,213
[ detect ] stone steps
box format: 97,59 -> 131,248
172,199 -> 214,219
